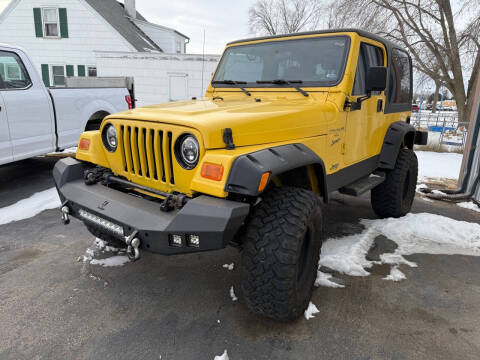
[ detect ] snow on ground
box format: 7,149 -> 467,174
0,187 -> 60,225
457,201 -> 480,213
214,350 -> 229,360
229,286 -> 238,301
304,302 -> 320,320
315,271 -> 345,288
416,151 -> 462,180
223,263 -> 234,271
90,256 -> 130,267
316,213 -> 480,286
78,238 -> 128,267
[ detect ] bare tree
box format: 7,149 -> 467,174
329,0 -> 480,123
248,0 -> 324,35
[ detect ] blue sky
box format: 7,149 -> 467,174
0,0 -> 257,54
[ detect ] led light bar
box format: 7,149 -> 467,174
78,209 -> 124,237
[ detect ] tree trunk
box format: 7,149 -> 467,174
432,81 -> 441,114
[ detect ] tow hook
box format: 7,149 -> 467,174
61,206 -> 70,225
125,231 -> 140,261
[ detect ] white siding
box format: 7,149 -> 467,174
134,19 -> 187,54
96,51 -> 220,107
0,0 -> 135,76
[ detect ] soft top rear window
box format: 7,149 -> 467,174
212,36 -> 350,87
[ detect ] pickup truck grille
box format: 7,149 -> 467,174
119,125 -> 175,185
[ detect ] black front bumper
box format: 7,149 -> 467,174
53,158 -> 250,255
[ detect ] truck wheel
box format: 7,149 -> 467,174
371,148 -> 418,218
86,225 -> 126,248
241,187 -> 324,321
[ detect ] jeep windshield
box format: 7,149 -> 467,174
212,36 -> 350,88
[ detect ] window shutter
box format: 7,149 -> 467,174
41,64 -> 50,87
66,65 -> 74,77
33,8 -> 43,37
77,65 -> 85,77
59,8 -> 69,38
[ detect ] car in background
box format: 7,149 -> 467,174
0,44 -> 134,166
412,103 -> 420,112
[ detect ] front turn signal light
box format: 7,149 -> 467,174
202,163 -> 223,181
258,171 -> 271,192
201,163 -> 224,181
79,138 -> 90,151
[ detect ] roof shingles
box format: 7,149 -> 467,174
85,0 -> 162,52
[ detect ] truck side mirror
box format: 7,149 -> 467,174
366,66 -> 387,93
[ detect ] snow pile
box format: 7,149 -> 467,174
223,263 -> 234,271
304,302 -> 320,320
416,151 -> 462,180
315,271 -> 345,288
457,201 -> 480,213
0,188 -> 60,225
90,256 -> 130,267
214,350 -> 229,360
78,238 -> 128,267
229,286 -> 238,301
317,213 -> 480,284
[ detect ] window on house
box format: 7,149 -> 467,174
51,65 -> 65,86
42,8 -> 59,37
176,40 -> 182,54
0,51 -> 32,89
87,66 -> 97,77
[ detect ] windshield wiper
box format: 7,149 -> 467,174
256,79 -> 309,97
211,80 -> 251,96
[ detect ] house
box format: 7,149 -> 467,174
0,0 -> 189,87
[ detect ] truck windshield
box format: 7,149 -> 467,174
212,36 -> 350,88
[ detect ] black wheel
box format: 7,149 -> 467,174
241,187 -> 324,321
85,225 -> 125,248
371,148 -> 418,218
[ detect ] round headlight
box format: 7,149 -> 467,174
175,134 -> 199,169
102,124 -> 117,152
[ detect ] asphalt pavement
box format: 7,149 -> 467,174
0,157 -> 479,360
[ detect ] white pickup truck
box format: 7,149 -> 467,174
0,44 -> 133,165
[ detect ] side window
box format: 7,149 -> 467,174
389,49 -> 411,104
353,43 -> 384,95
0,51 -> 32,90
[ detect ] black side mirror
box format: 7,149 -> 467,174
366,66 -> 387,93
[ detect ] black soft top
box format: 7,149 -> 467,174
227,28 -> 401,51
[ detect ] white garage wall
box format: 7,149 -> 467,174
95,51 -> 220,107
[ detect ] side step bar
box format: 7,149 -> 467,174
339,172 -> 386,196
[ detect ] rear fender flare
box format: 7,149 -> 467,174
378,121 -> 416,170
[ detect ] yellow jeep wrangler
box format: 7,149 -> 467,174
54,29 -> 427,321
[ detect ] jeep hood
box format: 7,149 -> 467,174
111,94 -> 334,149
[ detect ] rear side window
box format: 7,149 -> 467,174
353,43 -> 384,95
0,51 -> 32,90
389,49 -> 411,104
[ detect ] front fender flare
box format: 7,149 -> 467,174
225,143 -> 327,199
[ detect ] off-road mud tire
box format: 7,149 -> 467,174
241,187 -> 324,321
371,148 -> 418,218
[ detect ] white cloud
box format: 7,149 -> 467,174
131,0 -> 257,54
0,0 -> 11,13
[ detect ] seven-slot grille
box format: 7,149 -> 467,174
119,125 -> 175,184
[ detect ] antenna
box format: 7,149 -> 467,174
201,29 -> 205,97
